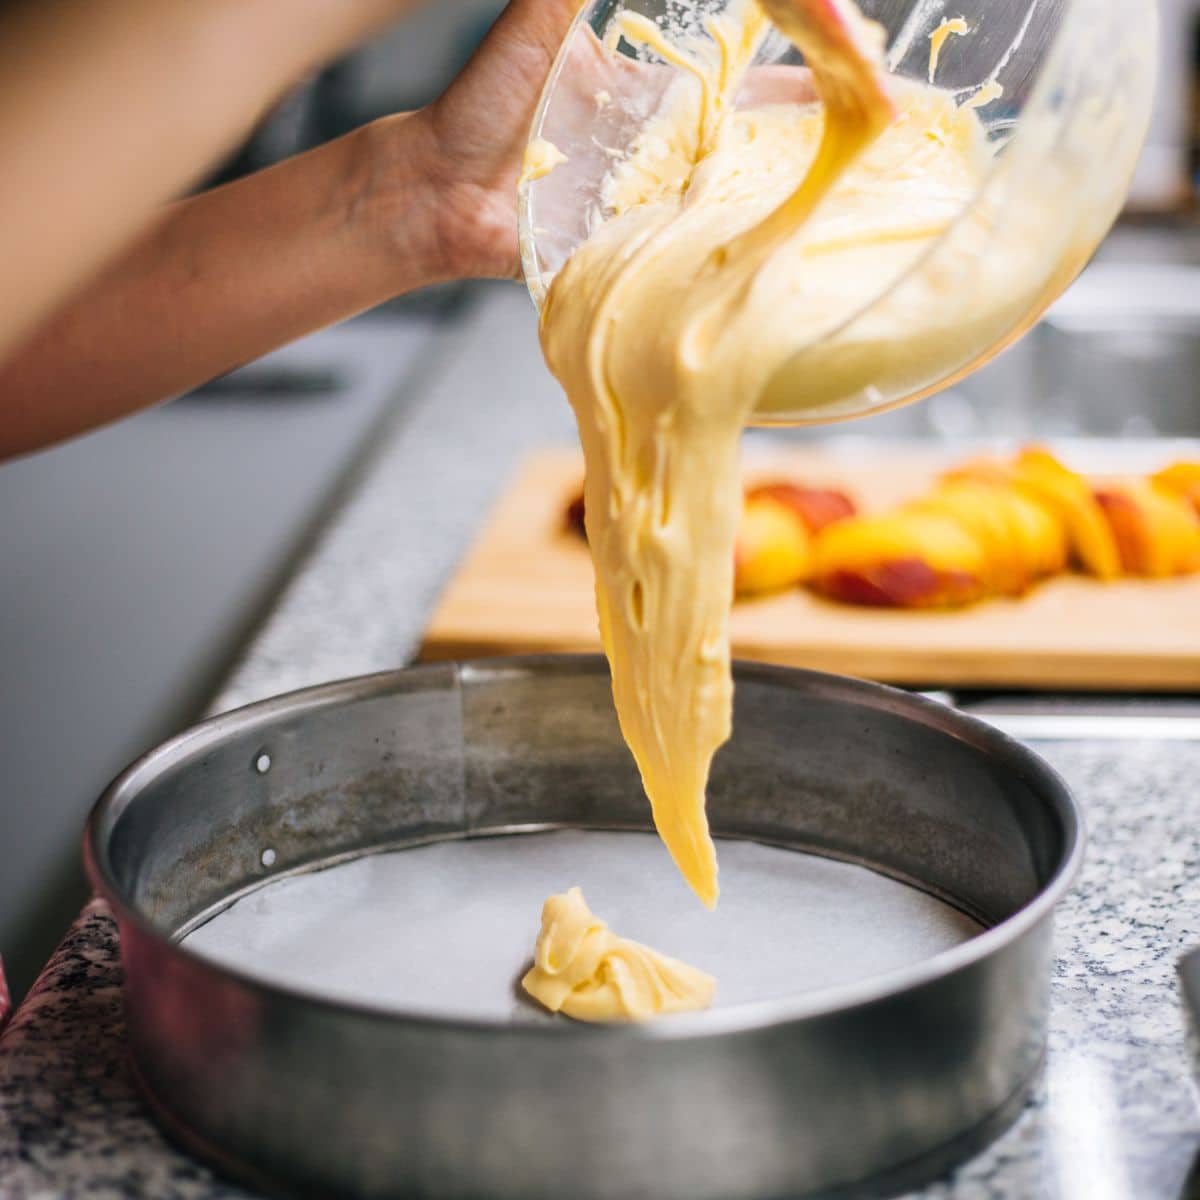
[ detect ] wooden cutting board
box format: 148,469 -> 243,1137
422,448 -> 1200,690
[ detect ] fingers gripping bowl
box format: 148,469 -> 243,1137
87,659 -> 1081,1200
519,0 -> 1157,425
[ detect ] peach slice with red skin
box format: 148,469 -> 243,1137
911,481 -> 1068,597
566,444 -> 1200,613
746,481 -> 856,535
566,484 -> 854,536
1010,448 -> 1122,581
909,483 -> 1029,597
948,449 -> 1121,581
1094,480 -> 1200,578
820,559 -> 979,608
812,510 -> 988,608
568,480 -> 855,599
734,495 -> 812,597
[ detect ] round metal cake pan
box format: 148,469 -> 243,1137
85,656 -> 1082,1200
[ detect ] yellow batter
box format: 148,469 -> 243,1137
928,16 -> 968,82
519,137 -> 569,186
521,888 -> 716,1021
538,0 -> 1012,911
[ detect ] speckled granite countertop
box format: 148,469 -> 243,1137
3,287 -> 1200,1199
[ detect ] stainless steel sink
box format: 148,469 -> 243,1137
1037,260 -> 1200,438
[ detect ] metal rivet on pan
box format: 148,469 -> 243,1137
255,753 -> 271,774
260,848 -> 277,868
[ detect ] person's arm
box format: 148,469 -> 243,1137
0,0 -> 422,366
0,1 -> 818,462
0,115 -> 444,459
0,0 -> 583,460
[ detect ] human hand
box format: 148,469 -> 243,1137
361,2 -> 817,285
400,0 -> 588,281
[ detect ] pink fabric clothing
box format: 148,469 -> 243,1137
0,956 -> 9,1030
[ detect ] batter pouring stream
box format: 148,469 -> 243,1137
539,0 -> 1000,907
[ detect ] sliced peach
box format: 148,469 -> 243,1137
998,487 -> 1070,581
909,483 -> 1028,597
734,495 -> 812,597
1152,484 -> 1200,574
1094,480 -> 1200,578
747,481 -> 857,535
944,456 -> 1075,579
1010,448 -> 1122,581
914,481 -> 1069,596
942,458 -> 1014,489
812,511 -> 988,608
1152,462 -> 1200,516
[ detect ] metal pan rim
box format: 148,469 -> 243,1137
85,655 -> 1083,1041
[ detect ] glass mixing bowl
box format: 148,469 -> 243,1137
518,0 -> 1158,426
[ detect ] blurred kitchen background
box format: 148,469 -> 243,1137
2,0 -> 1199,1000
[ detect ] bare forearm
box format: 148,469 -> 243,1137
0,115 -> 444,460
0,0 -> 421,362
0,0 -> 590,459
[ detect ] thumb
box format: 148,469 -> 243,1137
487,0 -> 584,75
429,0 -> 584,154
451,0 -> 583,100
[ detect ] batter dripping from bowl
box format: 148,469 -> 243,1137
527,0 -> 1051,1016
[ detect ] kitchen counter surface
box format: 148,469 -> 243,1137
2,286 -> 1199,1199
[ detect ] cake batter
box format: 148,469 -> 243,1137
522,888 -> 716,1021
535,0 -> 1049,923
